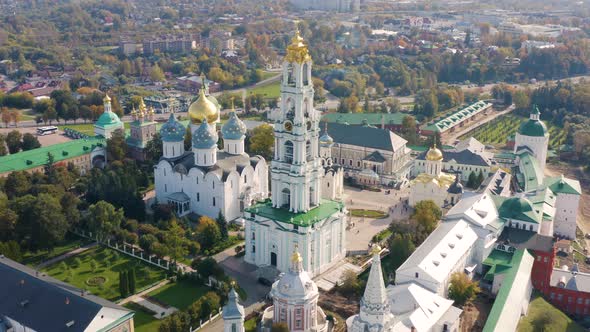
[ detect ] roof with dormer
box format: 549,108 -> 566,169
324,122 -> 407,152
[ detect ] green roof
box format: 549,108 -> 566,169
0,137 -> 106,174
245,199 -> 344,227
483,249 -> 532,332
544,175 -> 582,195
420,101 -> 492,133
498,197 -> 539,223
518,119 -> 547,137
482,249 -> 515,281
321,112 -> 408,126
517,151 -> 543,191
95,111 -> 122,128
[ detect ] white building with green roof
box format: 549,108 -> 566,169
514,105 -> 549,174
94,94 -> 124,139
243,31 -> 347,278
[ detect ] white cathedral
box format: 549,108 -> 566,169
243,30 -> 346,277
154,84 -> 269,221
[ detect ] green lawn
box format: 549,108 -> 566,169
58,122 -> 131,135
42,246 -> 168,301
259,71 -> 279,81
21,238 -> 89,267
349,209 -> 388,219
517,293 -> 585,332
124,302 -> 162,332
147,280 -> 211,310
248,81 -> 280,99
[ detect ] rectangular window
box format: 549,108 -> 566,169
558,294 -> 563,301
578,298 -> 583,304
415,272 -> 419,278
213,197 -> 216,206
550,292 -> 555,299
296,319 -> 301,328
197,193 -> 200,202
164,184 -> 167,192
252,245 -> 256,253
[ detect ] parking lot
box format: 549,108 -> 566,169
0,127 -> 72,147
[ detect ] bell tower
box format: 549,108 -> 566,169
271,28 -> 322,213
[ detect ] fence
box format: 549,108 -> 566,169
71,229 -> 171,271
189,309 -> 223,332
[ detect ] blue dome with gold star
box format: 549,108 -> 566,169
192,120 -> 218,149
221,112 -> 247,140
160,113 -> 186,142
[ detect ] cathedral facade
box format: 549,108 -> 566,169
154,85 -> 268,221
243,31 -> 346,277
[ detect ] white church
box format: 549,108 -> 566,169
154,85 -> 269,221
243,30 -> 346,277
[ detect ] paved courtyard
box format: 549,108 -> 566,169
0,127 -> 72,147
343,186 -> 412,252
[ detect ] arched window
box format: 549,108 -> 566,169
309,187 -> 314,206
303,63 -> 309,86
287,64 -> 295,85
306,140 -> 312,161
284,141 -> 294,163
282,188 -> 291,209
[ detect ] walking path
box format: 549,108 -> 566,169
36,242 -> 98,269
118,279 -> 178,319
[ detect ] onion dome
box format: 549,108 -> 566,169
518,105 -> 547,137
103,93 -> 111,103
188,87 -> 219,124
96,109 -> 122,128
285,29 -> 311,64
222,111 -> 247,140
319,123 -> 334,147
426,146 -> 443,161
192,119 -> 218,149
447,175 -> 463,194
160,113 -> 186,142
273,246 -> 318,300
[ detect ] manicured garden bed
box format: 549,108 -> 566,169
349,209 -> 388,219
42,246 -> 168,301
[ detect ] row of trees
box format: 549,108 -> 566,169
0,131 -> 40,155
118,269 -> 136,297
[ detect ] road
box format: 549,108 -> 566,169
442,104 -> 515,145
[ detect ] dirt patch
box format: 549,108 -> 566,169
319,290 -> 359,320
460,293 -> 493,332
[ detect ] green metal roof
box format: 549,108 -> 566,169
517,151 -> 543,191
518,119 -> 547,137
483,249 -> 515,281
245,199 -> 344,227
544,175 -> 582,195
0,137 -> 106,173
420,101 -> 492,133
498,197 -> 539,223
321,112 -> 408,126
483,249 -> 531,332
95,111 -> 122,128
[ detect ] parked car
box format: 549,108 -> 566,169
585,233 -> 590,239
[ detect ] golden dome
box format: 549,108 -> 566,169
426,146 -> 443,161
285,29 -> 311,64
103,93 -> 111,103
188,87 -> 219,124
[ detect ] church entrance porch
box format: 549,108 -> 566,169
167,192 -> 191,217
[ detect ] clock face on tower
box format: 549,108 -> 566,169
284,121 -> 293,132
